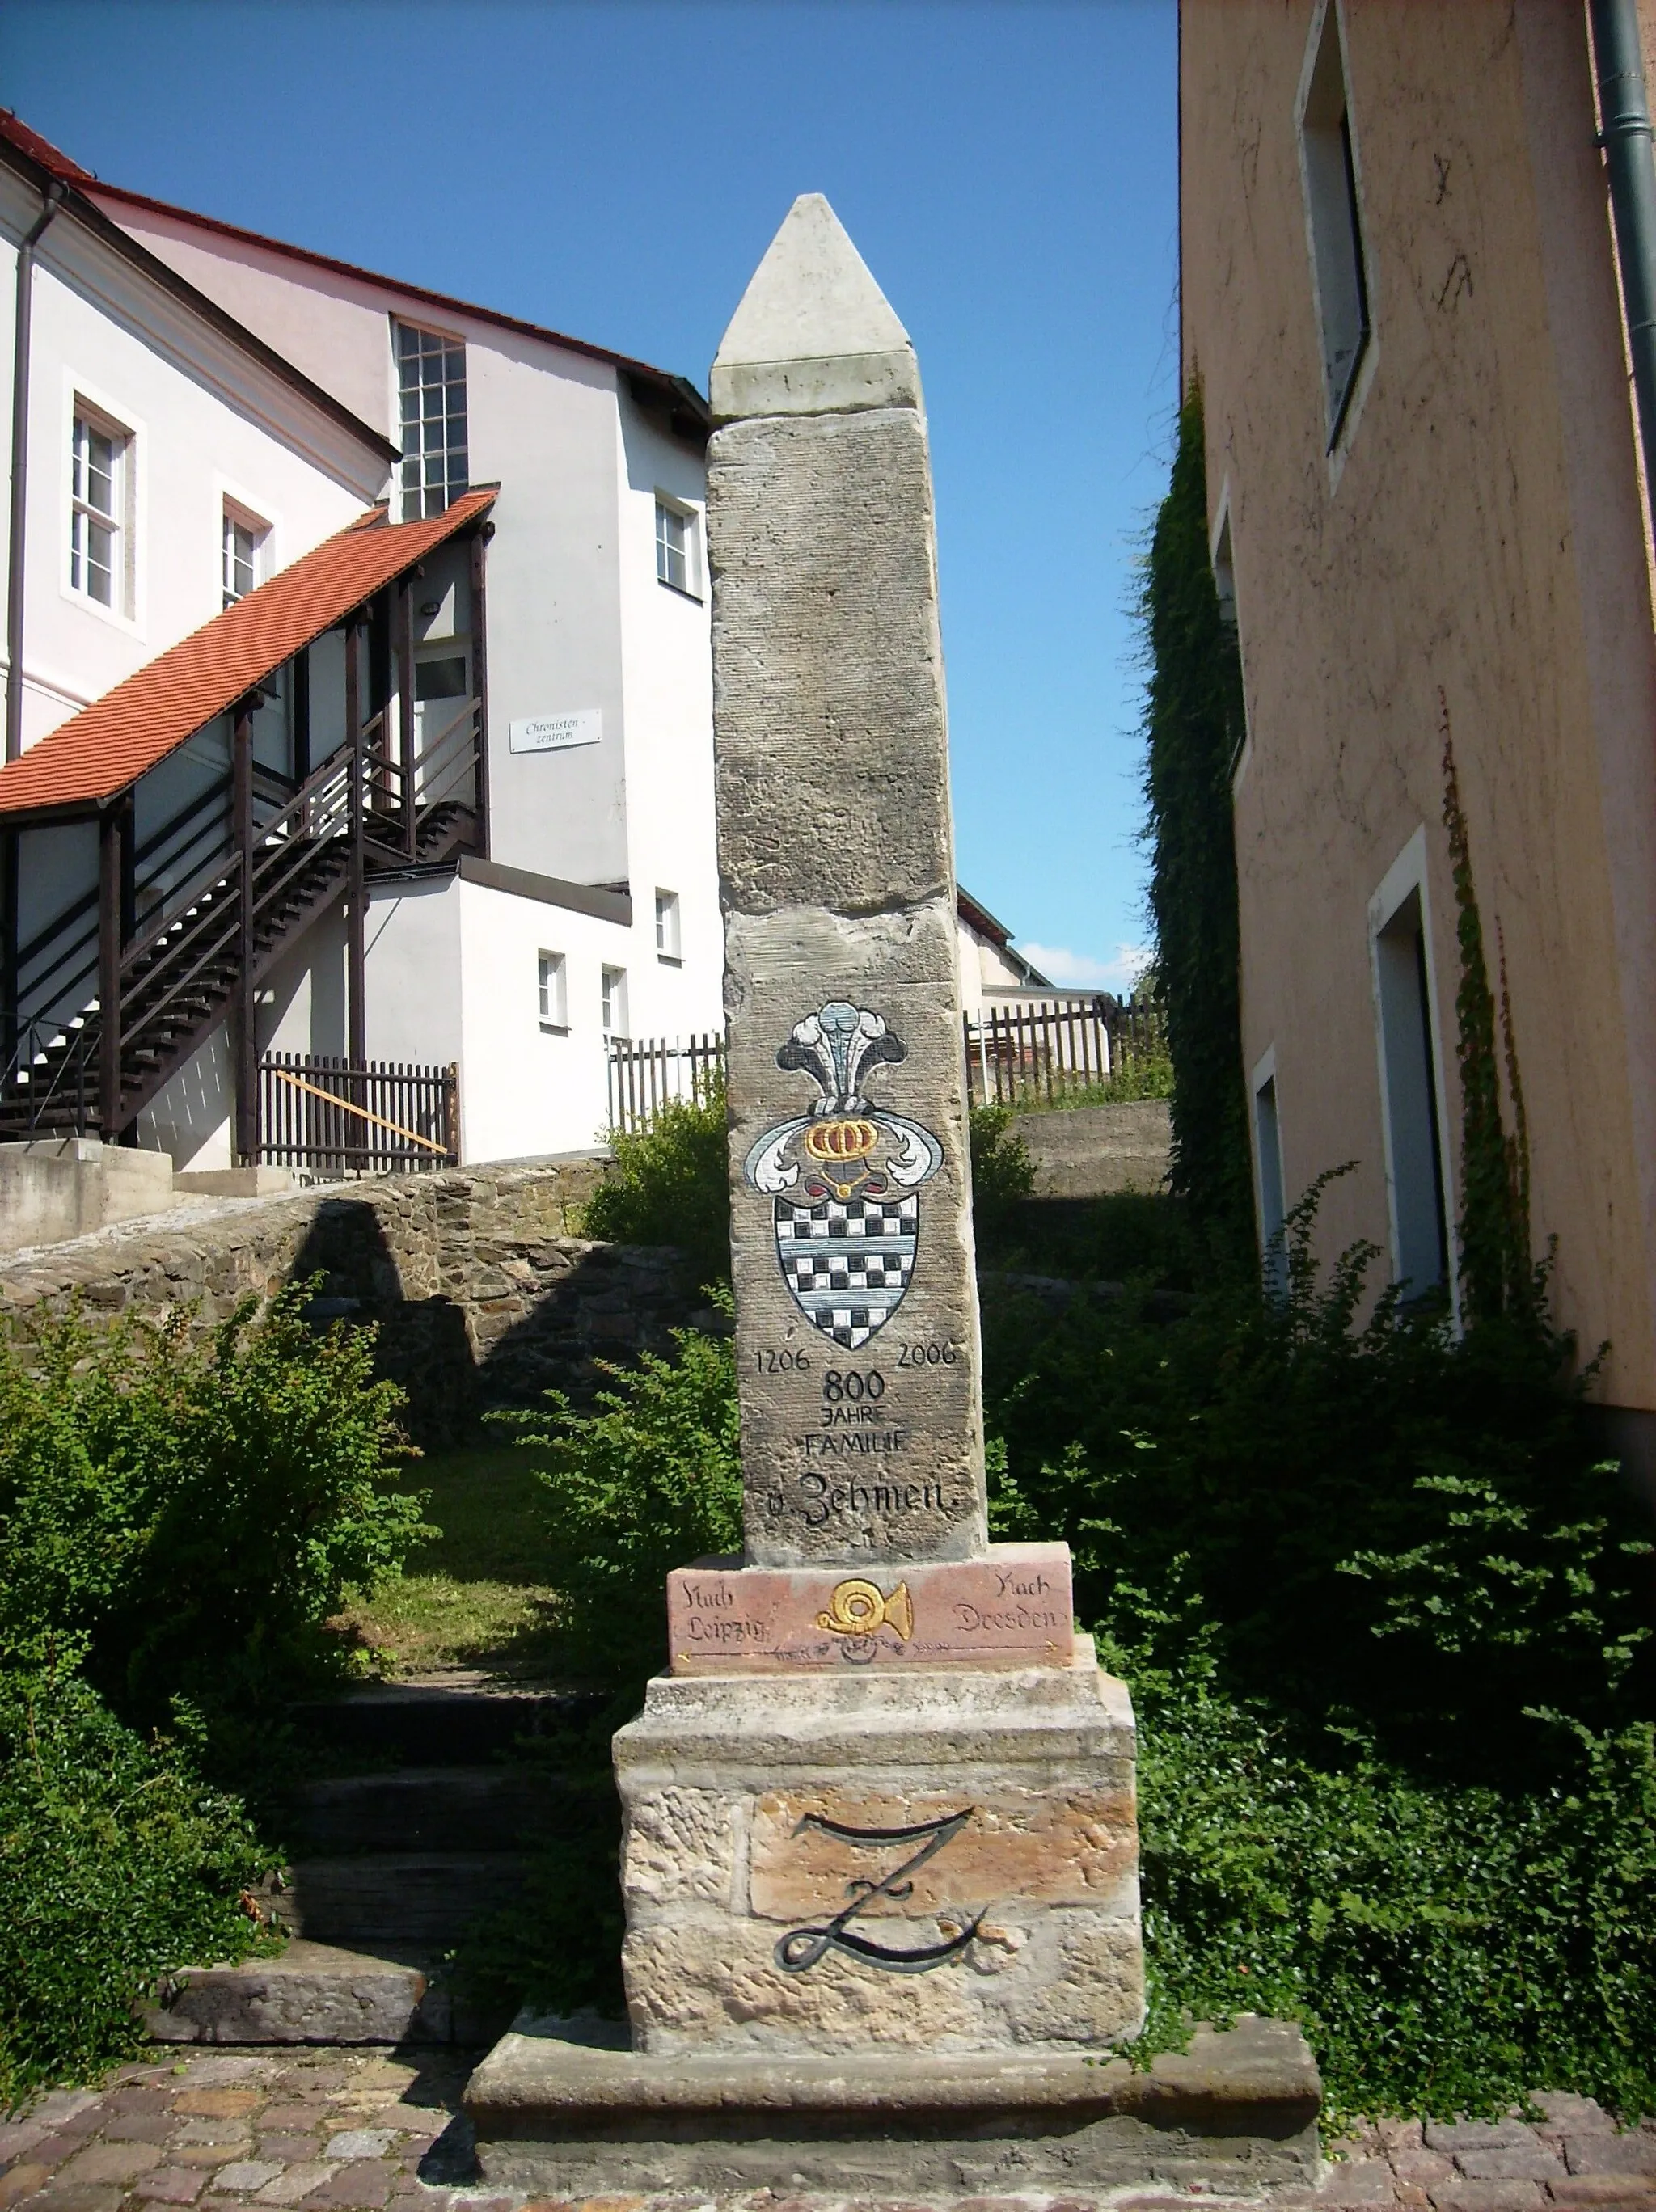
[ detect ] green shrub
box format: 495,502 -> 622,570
968,1104 -> 1037,1247
0,1661 -> 276,2109
1122,1638 -> 1656,2127
0,1285 -> 427,1752
583,1080 -> 731,1288
493,1300 -> 742,1717
987,1182 -> 1650,1770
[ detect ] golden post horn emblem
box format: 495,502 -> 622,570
816,1577 -> 915,1644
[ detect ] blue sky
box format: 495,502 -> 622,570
2,1 -> 1179,990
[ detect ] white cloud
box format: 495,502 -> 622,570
1020,941 -> 1152,993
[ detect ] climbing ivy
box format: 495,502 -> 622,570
1439,694 -> 1540,1328
1142,388 -> 1254,1262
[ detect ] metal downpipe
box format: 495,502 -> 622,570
1589,0 -> 1656,505
5,182 -> 65,765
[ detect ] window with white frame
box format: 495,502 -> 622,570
1298,2 -> 1371,447
537,949 -> 568,1031
222,506 -> 268,607
396,322 -> 467,520
70,406 -> 128,610
601,965 -> 628,1037
654,888 -> 682,961
1371,876 -> 1450,1302
655,496 -> 699,596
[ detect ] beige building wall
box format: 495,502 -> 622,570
1181,0 -> 1656,1413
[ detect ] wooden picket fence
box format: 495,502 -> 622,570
256,1053 -> 459,1177
607,995 -> 1168,1132
963,994 -> 1167,1108
606,1031 -> 724,1135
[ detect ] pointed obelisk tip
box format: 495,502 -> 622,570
711,192 -> 922,424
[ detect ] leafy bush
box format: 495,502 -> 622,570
0,1661 -> 276,2109
0,1283 -> 428,2096
968,1104 -> 1036,1246
493,1300 -> 741,1716
0,1286 -> 427,1750
1123,1640 -> 1656,2127
986,1181 -> 1650,1770
584,1081 -> 731,1288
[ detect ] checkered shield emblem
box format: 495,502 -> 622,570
775,1188 -> 919,1350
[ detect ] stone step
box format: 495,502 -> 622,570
271,1851 -> 535,1948
286,1765 -> 575,1854
293,1673 -> 595,1767
142,1938 -> 513,2046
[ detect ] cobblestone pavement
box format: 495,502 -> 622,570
2,2049 -> 1654,2212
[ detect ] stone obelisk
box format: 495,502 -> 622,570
710,192 -> 986,1571
464,199 -> 1324,2201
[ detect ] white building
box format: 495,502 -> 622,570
0,109 -> 720,1171
955,885 -> 1052,1015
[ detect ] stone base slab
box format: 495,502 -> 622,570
464,2011 -> 1321,2194
141,1940 -> 504,2045
668,1542 -> 1074,1672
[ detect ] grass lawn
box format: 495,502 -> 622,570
332,1438 -> 564,1677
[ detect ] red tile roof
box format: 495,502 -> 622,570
0,489 -> 496,818
0,110 -> 95,183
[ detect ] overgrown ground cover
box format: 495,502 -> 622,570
0,1289 -> 427,2108
330,1441 -> 558,1675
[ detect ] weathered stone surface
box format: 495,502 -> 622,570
142,1944 -> 432,2046
711,192 -> 922,421
618,1786 -> 737,1908
0,1158 -> 695,1445
668,1542 -> 1074,1672
709,196 -> 985,1569
747,1780 -> 1134,1917
464,2012 -> 1321,2196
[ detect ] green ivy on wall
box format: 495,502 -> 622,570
1143,388 -> 1254,1260
1438,691 -> 1540,1330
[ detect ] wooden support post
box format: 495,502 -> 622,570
399,575 -> 416,859
233,699 -> 256,1164
345,614 -> 367,1069
98,805 -> 122,1140
293,645 -> 310,786
2,826 -> 17,1073
470,526 -> 492,858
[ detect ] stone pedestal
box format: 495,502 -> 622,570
616,1635 -> 1142,2058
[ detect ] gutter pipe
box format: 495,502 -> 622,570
1589,0 -> 1656,512
6,180 -> 64,764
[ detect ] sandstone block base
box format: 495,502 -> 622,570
464,2011 -> 1322,2195
615,1635 -> 1144,2059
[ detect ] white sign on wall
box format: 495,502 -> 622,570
509,708 -> 602,755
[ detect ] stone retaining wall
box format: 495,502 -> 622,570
1011,1100 -> 1171,1198
0,1156 -> 701,1445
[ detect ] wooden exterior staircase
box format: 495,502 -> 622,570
0,690 -> 485,1146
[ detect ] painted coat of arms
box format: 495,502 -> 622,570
743,1002 -> 943,1350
